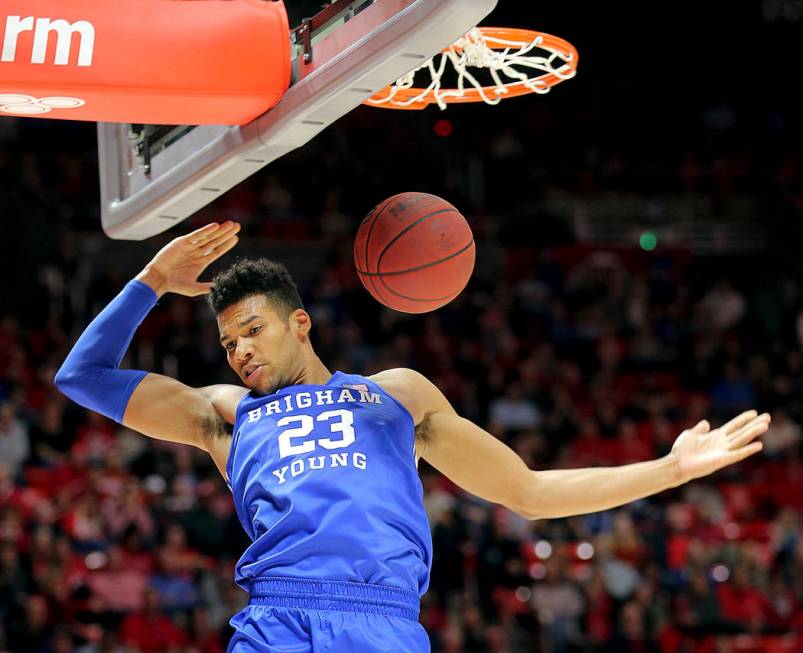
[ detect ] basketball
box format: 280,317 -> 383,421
353,192 -> 476,313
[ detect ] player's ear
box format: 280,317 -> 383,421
289,308 -> 312,339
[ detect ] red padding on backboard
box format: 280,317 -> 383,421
0,0 -> 291,125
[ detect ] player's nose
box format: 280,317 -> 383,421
234,340 -> 253,362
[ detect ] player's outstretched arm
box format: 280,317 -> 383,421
374,369 -> 770,520
55,222 -> 245,461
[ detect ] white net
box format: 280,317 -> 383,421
366,28 -> 577,110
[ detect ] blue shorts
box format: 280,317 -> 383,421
227,577 -> 430,652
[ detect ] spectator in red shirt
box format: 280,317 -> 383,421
611,512 -> 648,567
716,564 -> 771,633
189,605 -> 224,653
584,571 -> 613,645
60,492 -> 107,552
102,479 -> 155,541
69,411 -> 116,467
88,545 -> 148,614
615,419 -> 653,464
120,587 -> 189,653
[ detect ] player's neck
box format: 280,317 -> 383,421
294,355 -> 333,387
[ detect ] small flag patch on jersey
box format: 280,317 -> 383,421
344,383 -> 369,393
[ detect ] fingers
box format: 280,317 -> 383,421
184,221 -> 238,252
200,222 -> 241,255
205,233 -> 239,262
723,441 -> 763,467
186,222 -> 222,244
728,414 -> 771,448
721,410 -> 759,435
190,281 -> 214,297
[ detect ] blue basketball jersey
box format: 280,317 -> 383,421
226,371 -> 432,597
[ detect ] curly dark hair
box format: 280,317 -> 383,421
208,258 -> 304,317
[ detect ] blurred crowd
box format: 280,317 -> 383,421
2,6 -> 803,649
1,217 -> 802,653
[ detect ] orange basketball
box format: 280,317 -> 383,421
354,192 -> 475,313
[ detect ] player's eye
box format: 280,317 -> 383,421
225,342 -> 236,352
250,325 -> 262,335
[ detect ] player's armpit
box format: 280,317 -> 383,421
198,384 -> 248,425
123,373 -> 233,450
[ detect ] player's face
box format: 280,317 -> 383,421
217,294 -> 301,394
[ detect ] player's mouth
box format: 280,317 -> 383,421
243,364 -> 264,382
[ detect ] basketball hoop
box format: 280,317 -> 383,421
365,27 -> 578,110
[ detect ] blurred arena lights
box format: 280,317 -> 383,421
576,542 -> 594,560
515,586 -> 533,602
144,474 -> 168,494
529,562 -> 547,580
639,231 -> 658,251
712,564 -> 731,582
84,551 -> 107,570
534,540 -> 553,559
433,119 -> 453,137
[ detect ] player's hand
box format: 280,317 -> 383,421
136,221 -> 240,297
670,410 -> 770,483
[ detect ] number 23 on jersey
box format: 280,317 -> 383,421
276,409 -> 356,459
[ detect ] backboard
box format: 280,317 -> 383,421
98,0 -> 498,240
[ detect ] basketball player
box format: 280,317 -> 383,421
55,221 -> 770,652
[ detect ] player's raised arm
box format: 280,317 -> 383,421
373,368 -> 770,520
54,222 -> 245,461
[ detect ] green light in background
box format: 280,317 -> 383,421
639,231 -> 658,251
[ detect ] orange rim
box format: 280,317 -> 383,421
366,27 -> 578,110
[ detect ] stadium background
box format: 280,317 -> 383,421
0,1 -> 802,652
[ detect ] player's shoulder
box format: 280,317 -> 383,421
367,368 -> 444,425
368,367 -> 430,389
